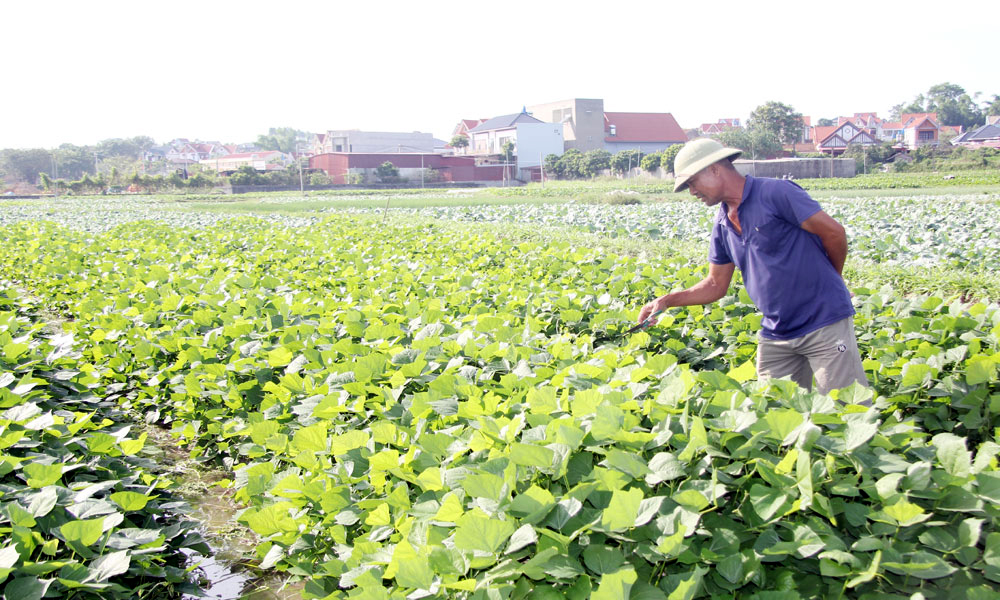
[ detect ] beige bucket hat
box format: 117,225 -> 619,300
672,138 -> 742,193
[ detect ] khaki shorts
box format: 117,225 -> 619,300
757,316 -> 868,395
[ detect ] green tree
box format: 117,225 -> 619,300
543,153 -> 562,177
96,138 -> 144,160
582,149 -> 611,177
640,152 -> 661,173
748,101 -> 804,145
256,127 -> 304,153
0,148 -> 52,183
375,161 -> 399,182
309,171 -> 332,186
984,94 -> 1000,116
610,149 -> 642,175
53,144 -> 95,179
555,149 -> 585,178
501,140 -> 515,163
843,142 -> 894,175
715,128 -> 781,160
661,144 -> 683,174
450,135 -> 469,151
230,165 -> 263,185
817,118 -> 835,127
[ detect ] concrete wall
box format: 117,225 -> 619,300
733,158 -> 855,179
322,131 -> 440,153
526,98 -> 605,152
604,141 -> 680,154
515,123 -> 564,167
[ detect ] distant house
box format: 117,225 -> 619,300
699,118 -> 742,135
447,119 -> 486,154
166,142 -> 230,164
901,113 -> 943,148
525,98 -> 687,153
814,121 -> 879,154
603,112 -> 687,153
199,151 -> 292,173
452,119 -> 486,139
467,111 -> 546,155
952,123 -> 1000,148
309,130 -> 444,155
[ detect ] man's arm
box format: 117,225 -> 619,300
638,262 -> 736,325
800,210 -> 848,275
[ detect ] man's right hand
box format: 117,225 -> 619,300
638,296 -> 667,327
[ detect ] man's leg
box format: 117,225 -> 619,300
798,317 -> 869,395
757,336 -> 814,391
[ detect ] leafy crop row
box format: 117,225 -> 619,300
0,287 -> 208,598
0,215 -> 998,599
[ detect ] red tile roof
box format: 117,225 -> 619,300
881,122 -> 903,130
812,126 -> 838,144
901,112 -> 937,127
604,112 -> 687,142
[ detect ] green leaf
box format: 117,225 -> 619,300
60,517 -> 105,546
330,430 -> 368,455
966,354 -> 996,385
460,472 -> 505,501
959,518 -> 984,548
591,567 -> 636,600
510,485 -> 555,523
453,511 -> 515,554
677,416 -> 708,462
933,433 -> 972,478
582,546 -> 626,575
881,500 -> 929,527
506,524 -> 537,554
646,453 -> 684,486
600,488 -> 643,531
88,550 -> 131,582
509,443 -> 554,468
5,502 -> 36,527
846,550 -> 881,589
748,485 -> 789,522
605,449 -> 650,478
110,492 -> 152,512
844,418 -> 878,452
391,540 -> 433,590
728,359 -> 756,383
267,346 -> 294,368
118,432 -> 146,456
882,551 -> 957,579
292,422 -> 328,453
664,566 -> 707,600
3,576 -> 52,600
22,463 -> 63,488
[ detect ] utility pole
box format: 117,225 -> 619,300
296,146 -> 304,192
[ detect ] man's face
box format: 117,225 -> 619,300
686,164 -> 723,206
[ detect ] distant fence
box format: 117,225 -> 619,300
224,182 -> 491,194
733,158 -> 855,179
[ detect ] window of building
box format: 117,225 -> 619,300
918,130 -> 935,141
609,125 -> 617,136
335,145 -> 342,152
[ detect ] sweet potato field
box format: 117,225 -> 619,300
1,192 -> 999,600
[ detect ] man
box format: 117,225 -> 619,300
637,138 -> 868,395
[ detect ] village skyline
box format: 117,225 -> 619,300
4,0 -> 996,149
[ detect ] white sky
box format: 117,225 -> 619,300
3,0 -> 996,149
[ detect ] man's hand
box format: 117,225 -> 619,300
638,296 -> 668,327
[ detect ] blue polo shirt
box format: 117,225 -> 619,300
708,175 -> 854,340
